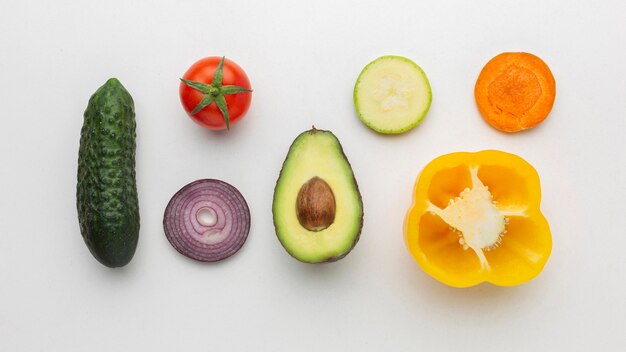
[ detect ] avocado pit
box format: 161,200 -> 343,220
296,176 -> 336,231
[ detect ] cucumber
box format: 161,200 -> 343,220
77,78 -> 139,268
354,56 -> 432,134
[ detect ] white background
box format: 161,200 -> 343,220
1,0 -> 625,350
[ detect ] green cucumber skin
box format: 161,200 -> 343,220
77,78 -> 139,268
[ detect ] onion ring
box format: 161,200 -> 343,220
163,179 -> 250,262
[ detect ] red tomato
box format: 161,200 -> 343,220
179,57 -> 252,130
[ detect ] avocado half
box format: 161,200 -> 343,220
272,127 -> 364,263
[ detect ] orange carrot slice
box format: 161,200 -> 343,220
474,52 -> 556,132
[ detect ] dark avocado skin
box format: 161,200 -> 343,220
77,78 -> 139,268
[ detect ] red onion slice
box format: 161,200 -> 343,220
163,179 -> 250,262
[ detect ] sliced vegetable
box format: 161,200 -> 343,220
475,52 -> 556,132
404,150 -> 551,287
354,55 -> 432,134
163,179 -> 250,262
272,128 -> 363,263
180,56 -> 252,130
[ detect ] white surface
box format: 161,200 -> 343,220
1,0 -> 625,350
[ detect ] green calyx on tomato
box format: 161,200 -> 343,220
180,57 -> 252,129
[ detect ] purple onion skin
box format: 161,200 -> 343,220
163,179 -> 250,262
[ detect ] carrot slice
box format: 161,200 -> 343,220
474,52 -> 556,132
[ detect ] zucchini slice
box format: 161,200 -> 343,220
354,55 -> 432,134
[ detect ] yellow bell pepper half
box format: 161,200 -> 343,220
404,150 -> 551,288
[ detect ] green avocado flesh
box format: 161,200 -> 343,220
273,128 -> 363,263
354,55 -> 432,134
77,78 -> 139,268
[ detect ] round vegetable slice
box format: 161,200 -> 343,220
163,179 -> 250,262
474,52 -> 556,132
354,55 -> 432,134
